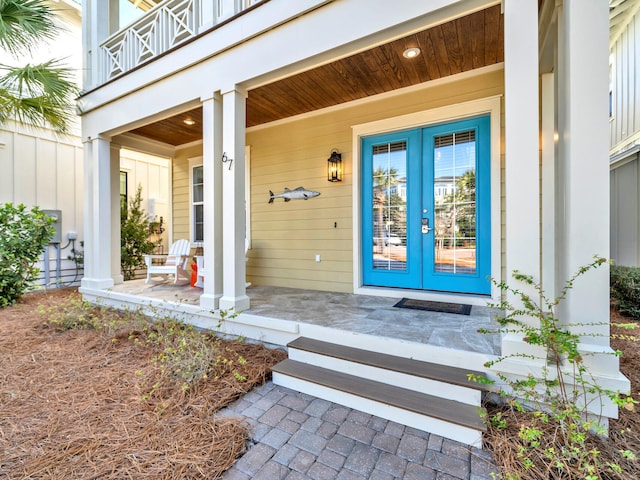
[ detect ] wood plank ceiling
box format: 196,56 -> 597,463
129,5 -> 503,146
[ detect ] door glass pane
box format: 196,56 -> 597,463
371,141 -> 407,271
433,130 -> 477,274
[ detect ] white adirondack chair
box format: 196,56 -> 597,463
144,239 -> 191,284
193,239 -> 252,288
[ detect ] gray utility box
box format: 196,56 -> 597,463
42,210 -> 62,244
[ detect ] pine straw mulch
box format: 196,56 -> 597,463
0,288 -> 286,480
482,306 -> 640,479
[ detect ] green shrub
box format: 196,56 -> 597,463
611,265 -> 640,319
121,185 -> 156,281
0,203 -> 54,307
480,257 -> 637,478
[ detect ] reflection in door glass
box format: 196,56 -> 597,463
433,130 -> 477,274
372,141 -> 407,271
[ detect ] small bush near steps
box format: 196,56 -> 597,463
611,265 -> 640,319
474,257 -> 639,479
44,296 -> 256,394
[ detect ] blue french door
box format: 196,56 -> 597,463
362,115 -> 491,295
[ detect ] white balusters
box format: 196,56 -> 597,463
99,0 -> 263,83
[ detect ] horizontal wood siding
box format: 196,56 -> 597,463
172,144 -> 201,244
246,69 -> 504,292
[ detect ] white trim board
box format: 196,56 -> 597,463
188,156 -> 204,246
351,95 -> 502,303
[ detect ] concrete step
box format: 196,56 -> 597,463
287,336 -> 487,406
272,337 -> 490,448
272,358 -> 486,448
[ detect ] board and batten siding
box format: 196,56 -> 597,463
610,5 -> 640,267
610,6 -> 640,154
611,154 -> 640,266
0,124 -> 172,286
246,68 -> 505,293
120,149 -> 171,252
0,123 -> 84,287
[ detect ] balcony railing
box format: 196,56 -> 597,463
99,0 -> 264,83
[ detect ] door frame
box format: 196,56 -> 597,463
352,96 -> 502,305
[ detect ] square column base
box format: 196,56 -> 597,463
80,277 -> 115,290
199,293 -> 222,311
219,295 -> 250,313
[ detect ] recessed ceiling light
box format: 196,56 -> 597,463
183,118 -> 196,126
403,47 -> 421,59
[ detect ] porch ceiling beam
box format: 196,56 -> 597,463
112,133 -> 176,158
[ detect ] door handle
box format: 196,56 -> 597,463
421,218 -> 433,234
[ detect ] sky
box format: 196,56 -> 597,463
119,0 -> 147,27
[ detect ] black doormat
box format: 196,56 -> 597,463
393,298 -> 472,315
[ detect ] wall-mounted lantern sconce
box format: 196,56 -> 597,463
327,149 -> 342,182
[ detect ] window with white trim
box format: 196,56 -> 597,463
120,171 -> 128,213
192,164 -> 204,243
188,148 -> 251,246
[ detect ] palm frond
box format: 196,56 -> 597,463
0,0 -> 56,57
0,60 -> 79,133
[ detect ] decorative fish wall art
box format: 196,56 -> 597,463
268,187 -> 321,203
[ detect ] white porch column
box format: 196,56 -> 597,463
200,94 -> 224,310
541,73 -> 555,297
80,136 -> 115,290
501,0 -> 543,365
83,0 -> 117,89
110,143 -> 123,284
219,87 -> 250,312
556,1 -> 617,375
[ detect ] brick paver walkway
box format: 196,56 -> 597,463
220,382 -> 499,480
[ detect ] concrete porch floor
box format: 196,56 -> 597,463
107,280 -> 502,356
